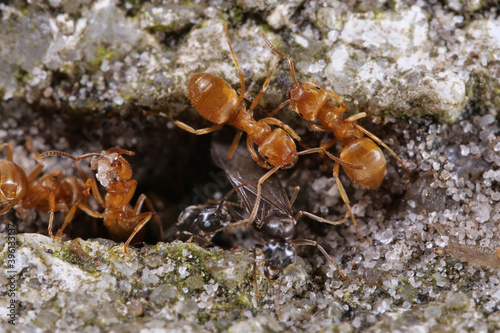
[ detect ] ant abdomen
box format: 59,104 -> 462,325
341,138 -> 387,189
189,73 -> 239,124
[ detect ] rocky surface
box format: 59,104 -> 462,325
1,0 -> 500,332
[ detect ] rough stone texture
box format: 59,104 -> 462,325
1,0 -> 500,332
1,0 -> 498,121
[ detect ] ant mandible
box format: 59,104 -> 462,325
150,22 -> 359,227
40,148 -> 163,253
0,141 -> 88,238
262,33 -> 410,241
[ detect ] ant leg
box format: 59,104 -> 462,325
84,178 -> 106,206
326,90 -> 348,113
294,210 -> 349,226
320,138 -> 337,150
211,219 -> 247,234
261,117 -> 311,151
0,143 -> 13,161
310,123 -> 329,132
315,137 -> 337,159
296,147 -> 362,170
37,169 -> 63,182
344,112 -> 367,123
47,192 -> 57,238
216,183 -> 248,218
366,114 -> 386,125
323,149 -> 364,170
333,162 -> 369,242
291,239 -> 348,279
180,231 -> 215,247
244,95 -> 271,117
353,124 -> 410,172
344,112 -> 385,125
0,204 -> 13,215
123,212 -> 153,253
289,186 -> 300,206
223,22 -> 245,103
55,205 -> 78,238
275,276 -> 284,321
76,203 -> 103,219
261,117 -> 301,143
133,193 -> 164,241
247,58 -> 280,113
26,164 -> 44,182
227,130 -> 243,159
152,111 -> 224,135
252,247 -> 260,302
129,190 -> 144,215
46,190 -> 69,239
48,201 -> 70,238
248,165 -> 280,227
246,137 -> 272,169
25,136 -> 45,164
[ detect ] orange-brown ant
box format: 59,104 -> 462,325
262,33 -> 410,241
40,148 -> 163,253
0,141 -> 88,238
148,22 -> 360,228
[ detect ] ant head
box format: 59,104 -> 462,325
90,149 -> 134,186
289,81 -> 329,122
0,161 -> 28,205
258,129 -> 297,169
263,240 -> 296,280
195,206 -> 230,233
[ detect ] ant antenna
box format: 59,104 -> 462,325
106,148 -> 135,156
224,22 -> 245,104
40,151 -> 100,161
215,183 -> 248,218
261,32 -> 299,87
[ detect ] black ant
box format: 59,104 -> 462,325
211,138 -> 348,320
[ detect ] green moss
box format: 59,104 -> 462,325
408,95 -> 432,109
229,7 -> 244,26
15,68 -> 29,84
90,46 -> 116,68
235,292 -> 252,307
457,275 -> 472,292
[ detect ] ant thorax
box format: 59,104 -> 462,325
90,152 -> 120,187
